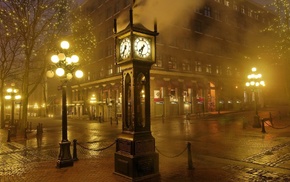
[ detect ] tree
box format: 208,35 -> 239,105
0,13 -> 23,128
259,0 -> 290,105
0,0 -> 96,132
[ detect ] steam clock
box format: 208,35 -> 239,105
114,10 -> 159,180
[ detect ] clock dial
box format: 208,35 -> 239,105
134,37 -> 151,58
120,38 -> 131,59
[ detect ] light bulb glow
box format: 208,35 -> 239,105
75,70 -> 83,78
51,55 -> 59,63
61,41 -> 69,49
56,68 -> 65,76
71,55 -> 79,63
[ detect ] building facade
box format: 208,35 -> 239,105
61,0 -> 273,120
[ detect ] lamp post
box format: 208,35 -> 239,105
246,67 -> 265,128
47,40 -> 83,168
5,83 -> 21,136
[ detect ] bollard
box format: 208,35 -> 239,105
30,122 -> 32,132
116,116 -> 118,125
110,117 -> 112,125
279,111 -> 282,120
187,142 -> 194,170
7,129 -> 11,142
73,139 -> 79,161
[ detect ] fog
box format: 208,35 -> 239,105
117,0 -> 203,36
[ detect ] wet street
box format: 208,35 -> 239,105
1,107 -> 290,181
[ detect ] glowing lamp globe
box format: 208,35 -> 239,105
46,70 -> 54,78
61,41 -> 70,49
51,55 -> 59,63
67,73 -> 73,80
56,68 -> 65,76
75,70 -> 83,78
71,55 -> 79,63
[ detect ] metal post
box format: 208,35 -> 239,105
73,139 -> 78,161
187,142 -> 194,170
57,85 -> 73,168
7,129 -> 11,142
253,91 -> 261,128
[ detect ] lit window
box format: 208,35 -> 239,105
182,59 -> 191,71
195,61 -> 202,72
168,56 -> 177,70
226,67 -> 232,76
224,0 -> 230,6
206,64 -> 212,73
108,64 -> 113,75
241,6 -> 245,14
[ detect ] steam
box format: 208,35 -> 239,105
117,0 -> 203,40
133,0 -> 203,31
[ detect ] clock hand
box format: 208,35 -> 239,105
138,44 -> 145,54
122,45 -> 127,55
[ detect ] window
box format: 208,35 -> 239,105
87,72 -> 91,81
214,10 -> 221,21
100,67 -> 104,77
195,20 -> 202,33
215,0 -> 221,2
241,5 -> 245,14
154,54 -> 163,68
168,56 -> 177,70
255,14 -> 259,20
182,59 -> 191,71
226,67 -> 232,76
206,64 -> 212,73
195,61 -> 202,72
116,65 -> 122,74
204,6 -> 211,17
216,66 -> 222,75
224,0 -> 230,6
108,64 -> 113,75
248,9 -> 253,17
233,1 -> 238,11
169,88 -> 178,102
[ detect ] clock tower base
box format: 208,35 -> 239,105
114,133 -> 160,181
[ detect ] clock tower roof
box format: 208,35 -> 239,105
114,9 -> 158,37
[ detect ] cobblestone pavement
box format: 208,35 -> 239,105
0,108 -> 290,181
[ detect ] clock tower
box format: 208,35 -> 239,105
114,9 -> 159,181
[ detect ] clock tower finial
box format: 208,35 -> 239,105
129,8 -> 133,28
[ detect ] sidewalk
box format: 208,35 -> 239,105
0,108 -> 290,181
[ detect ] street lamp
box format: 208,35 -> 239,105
5,83 -> 21,136
245,67 -> 265,128
47,40 -> 83,168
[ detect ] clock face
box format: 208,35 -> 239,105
120,38 -> 131,59
134,37 -> 151,58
